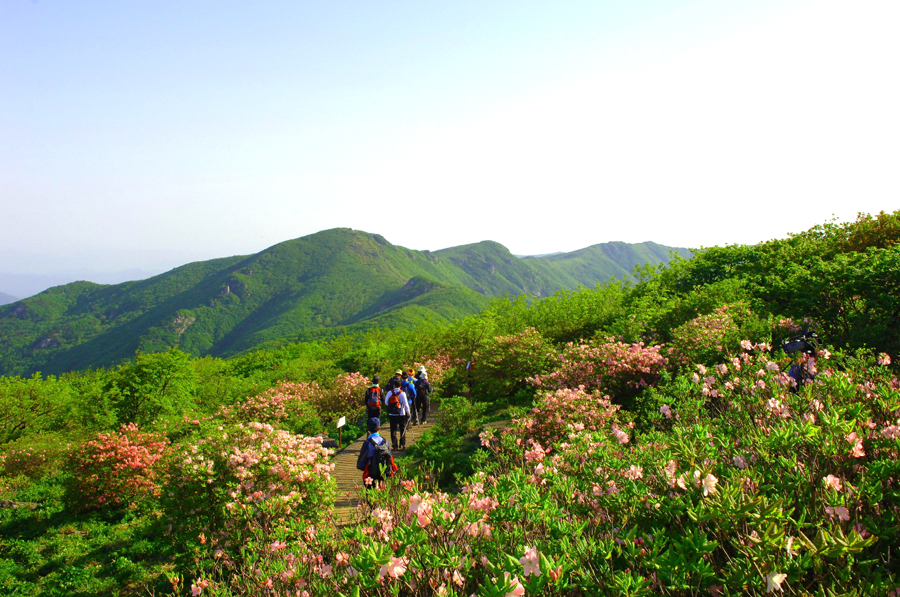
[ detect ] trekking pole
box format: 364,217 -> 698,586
402,415 -> 411,448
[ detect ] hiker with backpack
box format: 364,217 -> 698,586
364,376 -> 382,421
401,371 -> 418,425
386,369 -> 403,394
383,379 -> 410,450
356,417 -> 397,487
414,371 -> 432,425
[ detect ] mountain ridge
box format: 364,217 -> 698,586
0,228 -> 691,376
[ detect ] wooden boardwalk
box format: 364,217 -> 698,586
331,413 -> 437,524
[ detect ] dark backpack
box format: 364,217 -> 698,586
368,437 -> 393,480
386,388 -> 403,416
415,378 -> 431,397
365,386 -> 381,409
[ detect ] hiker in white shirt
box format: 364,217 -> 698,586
383,378 -> 410,450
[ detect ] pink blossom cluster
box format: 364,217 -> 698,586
68,423 -> 168,509
166,421 -> 334,541
528,339 -> 667,399
512,385 -> 620,446
774,317 -> 803,334
224,381 -> 320,423
225,371 -> 369,425
413,353 -> 453,385
318,372 -> 369,419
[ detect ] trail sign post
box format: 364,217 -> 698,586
336,416 -> 346,446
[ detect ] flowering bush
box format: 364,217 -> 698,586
528,338 -> 667,403
226,371 -> 368,433
317,371 -> 369,421
506,385 -> 621,448
0,432 -> 71,481
412,353 -> 452,386
667,303 -> 761,366
161,421 -> 335,548
67,423 -> 168,511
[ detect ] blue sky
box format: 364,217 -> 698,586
2,0 -> 898,280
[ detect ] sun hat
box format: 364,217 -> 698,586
395,369 -> 403,375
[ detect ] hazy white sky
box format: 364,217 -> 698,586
2,0 -> 898,276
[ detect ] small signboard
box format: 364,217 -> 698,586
336,416 -> 346,428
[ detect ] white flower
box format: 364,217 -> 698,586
702,473 -> 718,496
766,572 -> 787,592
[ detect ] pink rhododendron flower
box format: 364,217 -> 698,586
624,465 -> 643,480
882,425 -> 900,439
733,455 -> 748,469
612,427 -> 630,444
378,557 -> 409,580
524,443 -> 546,463
846,432 -> 866,458
663,460 -> 677,484
519,546 -> 541,577
741,340 -> 753,350
823,475 -> 842,491
878,353 -> 892,366
766,361 -> 779,372
659,405 -> 673,419
504,573 -> 526,597
716,363 -> 729,376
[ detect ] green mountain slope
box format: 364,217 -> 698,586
0,229 -> 689,376
534,241 -> 693,284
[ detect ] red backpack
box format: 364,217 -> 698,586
386,388 -> 403,415
365,386 -> 381,409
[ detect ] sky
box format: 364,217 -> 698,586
2,0 -> 899,289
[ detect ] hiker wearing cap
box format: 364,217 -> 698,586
415,365 -> 426,381
401,371 -> 418,425
414,371 -> 432,425
356,417 -> 397,487
364,376 -> 382,421
385,369 -> 403,394
383,379 -> 410,450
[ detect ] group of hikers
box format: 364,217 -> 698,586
356,366 -> 433,485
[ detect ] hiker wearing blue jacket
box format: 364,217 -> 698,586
356,417 -> 397,487
400,371 -> 418,425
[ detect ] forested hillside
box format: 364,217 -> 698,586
2,212 -> 898,596
0,229 -> 689,376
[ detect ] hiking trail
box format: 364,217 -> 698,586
330,411 -> 438,525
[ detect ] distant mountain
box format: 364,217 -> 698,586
0,292 -> 19,306
0,229 -> 691,376
533,241 -> 693,282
